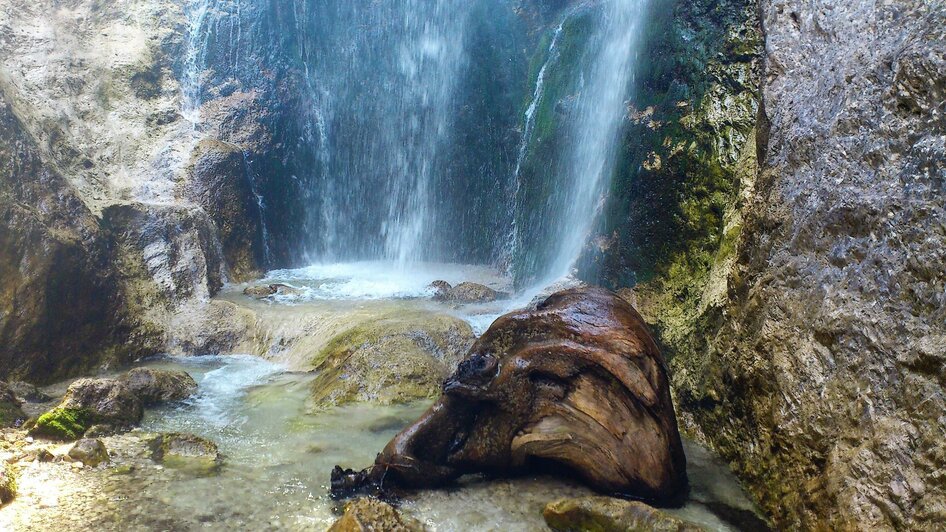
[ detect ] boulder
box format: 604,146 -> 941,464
328,498 -> 424,532
187,139 -> 265,281
431,281 -> 500,303
67,438 -> 110,467
243,283 -> 302,299
543,497 -> 703,532
121,368 -> 197,405
309,311 -> 475,408
29,378 -> 142,440
149,433 -> 222,473
428,280 -> 452,300
7,381 -> 51,403
332,287 -> 687,502
0,381 -> 26,427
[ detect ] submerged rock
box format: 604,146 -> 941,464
121,368 -> 197,405
149,433 -> 222,473
29,378 -> 142,440
67,438 -> 110,467
328,498 -> 424,532
544,496 -> 703,532
332,287 -> 687,502
310,311 -> 475,408
0,381 -> 26,427
7,381 -> 52,403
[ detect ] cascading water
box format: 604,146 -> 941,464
180,0 -> 649,293
511,0 -> 650,287
544,0 -> 649,282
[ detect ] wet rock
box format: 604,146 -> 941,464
543,496 -> 703,532
150,433 -> 222,473
429,280 -> 452,300
332,287 -> 687,502
328,498 -> 424,532
67,438 -> 110,467
35,448 -> 55,462
7,381 -> 52,403
0,463 -> 15,506
187,139 -> 265,281
243,283 -> 302,299
29,378 -> 142,440
0,381 -> 26,427
310,311 -> 475,408
121,368 -> 197,405
432,281 -> 500,303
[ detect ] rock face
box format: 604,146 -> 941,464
619,0 -> 946,529
328,498 -> 424,532
0,463 -> 15,506
67,438 -> 110,467
331,287 -> 687,502
544,497 -> 703,532
310,311 -> 475,408
7,381 -> 51,403
121,368 -> 197,405
187,139 -> 266,281
29,378 -> 143,440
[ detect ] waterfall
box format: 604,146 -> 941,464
503,17 -> 567,274
180,0 -> 216,126
545,0 -> 648,281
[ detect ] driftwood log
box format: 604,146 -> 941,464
332,287 -> 687,503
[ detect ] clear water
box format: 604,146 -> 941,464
118,355 -> 760,530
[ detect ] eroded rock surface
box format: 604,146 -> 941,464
67,438 -> 110,467
332,287 -> 687,502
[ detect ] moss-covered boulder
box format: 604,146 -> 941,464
543,497 -> 703,532
67,438 -> 110,467
0,381 -> 26,427
149,432 -> 222,474
328,498 -> 424,532
29,378 -> 143,440
121,368 -> 197,405
310,311 -> 475,408
29,408 -> 90,440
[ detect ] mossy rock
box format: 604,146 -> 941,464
329,498 -> 424,532
149,433 -> 222,475
310,311 -> 474,408
543,496 -> 704,532
29,408 -> 91,440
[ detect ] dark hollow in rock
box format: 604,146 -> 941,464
332,287 -> 687,503
121,368 -> 197,405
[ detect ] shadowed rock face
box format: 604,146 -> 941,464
332,287 -> 687,503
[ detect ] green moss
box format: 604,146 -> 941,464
29,408 -> 90,440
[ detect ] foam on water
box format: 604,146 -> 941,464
258,261 -> 509,302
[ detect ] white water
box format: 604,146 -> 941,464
180,0 -> 217,126
260,261 -> 509,302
